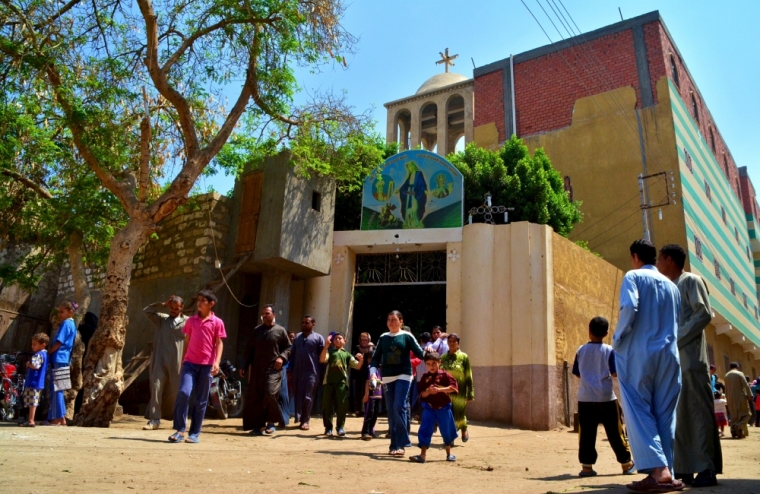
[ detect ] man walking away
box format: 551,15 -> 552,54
657,244 -> 722,487
725,362 -> 753,438
143,296 -> 188,430
613,240 -> 683,493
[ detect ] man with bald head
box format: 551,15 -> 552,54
143,295 -> 188,430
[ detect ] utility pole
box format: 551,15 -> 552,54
639,171 -> 677,242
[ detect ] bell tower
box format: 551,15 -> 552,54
384,49 -> 474,157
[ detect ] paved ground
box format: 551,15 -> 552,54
1,415 -> 759,493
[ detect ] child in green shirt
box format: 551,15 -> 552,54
320,332 -> 363,436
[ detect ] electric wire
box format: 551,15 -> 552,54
589,216 -> 643,251
520,0 -> 670,243
208,208 -> 258,308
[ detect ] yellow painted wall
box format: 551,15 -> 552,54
705,325 -> 760,384
521,79 -> 686,273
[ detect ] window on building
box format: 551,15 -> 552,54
709,127 -> 716,153
670,54 -> 680,88
714,259 -> 721,280
311,191 -> 322,212
735,227 -> 739,241
730,278 -> 736,295
685,149 -> 693,173
691,93 -> 700,123
695,235 -> 703,261
721,207 -> 727,224
743,292 -> 748,308
747,246 -> 751,260
705,181 -> 711,202
755,305 -> 758,320
723,155 -> 730,178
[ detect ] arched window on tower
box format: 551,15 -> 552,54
691,93 -> 700,124
446,94 -> 465,156
419,103 -> 438,152
670,54 -> 680,88
723,155 -> 730,178
395,109 -> 412,151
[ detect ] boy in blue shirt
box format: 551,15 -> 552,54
573,317 -> 635,477
22,333 -> 49,426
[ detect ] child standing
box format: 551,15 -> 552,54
21,333 -> 49,427
410,351 -> 459,463
573,316 -> 635,477
714,392 -> 728,437
319,332 -> 362,437
361,369 -> 383,440
169,290 -> 226,444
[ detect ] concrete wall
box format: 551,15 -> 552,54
552,234 -> 624,425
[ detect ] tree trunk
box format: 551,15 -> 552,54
68,230 -> 92,324
74,218 -> 152,427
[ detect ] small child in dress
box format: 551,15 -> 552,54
410,351 -> 459,463
319,332 -> 363,437
361,368 -> 382,440
21,333 -> 49,427
573,317 -> 635,477
714,391 -> 728,437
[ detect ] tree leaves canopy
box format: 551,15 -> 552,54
448,136 -> 582,236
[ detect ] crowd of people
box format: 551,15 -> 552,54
17,238 -> 760,490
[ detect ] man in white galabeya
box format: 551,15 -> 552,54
613,239 -> 683,493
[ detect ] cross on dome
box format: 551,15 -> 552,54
436,48 -> 458,73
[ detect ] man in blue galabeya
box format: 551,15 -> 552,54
613,239 -> 683,493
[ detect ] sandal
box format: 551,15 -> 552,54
168,432 -> 185,443
579,469 -> 597,477
185,434 -> 200,444
627,475 -> 684,492
462,430 -> 469,443
300,423 -> 310,431
19,421 -> 35,427
409,455 -> 426,463
446,454 -> 456,462
390,449 -> 405,457
623,462 -> 637,475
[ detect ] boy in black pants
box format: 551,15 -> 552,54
573,317 -> 635,477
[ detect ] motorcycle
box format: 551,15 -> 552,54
0,352 -> 25,421
208,359 -> 244,419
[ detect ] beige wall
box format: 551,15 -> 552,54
706,325 -> 760,383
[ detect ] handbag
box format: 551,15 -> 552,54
53,366 -> 72,392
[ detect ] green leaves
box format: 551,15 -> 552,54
448,136 -> 582,236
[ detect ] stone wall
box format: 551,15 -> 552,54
123,193 -> 233,360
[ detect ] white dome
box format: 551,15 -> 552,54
416,72 -> 468,94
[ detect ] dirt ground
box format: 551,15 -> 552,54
2,414 -> 759,493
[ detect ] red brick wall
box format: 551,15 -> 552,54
740,174 -> 757,219
473,70 -> 504,140
513,30 -> 641,137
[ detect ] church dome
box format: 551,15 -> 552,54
416,72 -> 468,94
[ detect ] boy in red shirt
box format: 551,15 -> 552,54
410,351 -> 459,463
168,290 -> 226,444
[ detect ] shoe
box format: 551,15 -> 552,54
264,425 -> 276,435
249,429 -> 265,436
185,434 -> 200,443
143,421 -> 160,430
622,462 -> 636,475
446,454 -> 456,462
168,432 -> 185,443
361,433 -> 372,441
692,470 -> 718,488
579,468 -> 597,477
325,428 -> 333,436
462,430 -> 469,443
337,428 -> 346,437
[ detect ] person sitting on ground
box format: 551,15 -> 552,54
361,368 -> 383,440
410,351 -> 459,463
20,333 -> 49,427
319,332 -> 362,437
573,316 -> 635,477
714,392 -> 728,437
168,290 -> 226,444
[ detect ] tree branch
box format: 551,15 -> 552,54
0,169 -> 53,199
160,15 -> 279,74
139,86 -> 150,204
137,0 -> 200,159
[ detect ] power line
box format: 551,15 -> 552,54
590,216 -> 642,250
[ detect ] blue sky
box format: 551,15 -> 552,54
200,0 -> 760,197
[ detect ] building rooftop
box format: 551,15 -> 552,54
416,72 -> 469,94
